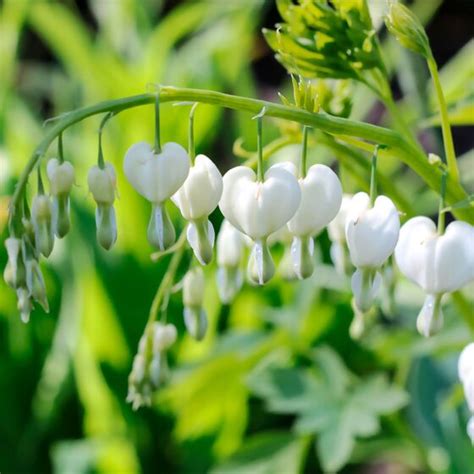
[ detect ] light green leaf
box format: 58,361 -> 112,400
313,346 -> 353,397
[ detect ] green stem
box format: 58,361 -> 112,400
369,145 -> 379,206
300,125 -> 309,178
9,86 -> 473,224
37,166 -> 44,195
58,132 -> 64,164
256,114 -> 264,181
97,112 -> 114,169
154,91 -> 161,153
188,102 -> 198,163
437,170 -> 447,235
147,230 -> 187,326
427,56 -> 459,181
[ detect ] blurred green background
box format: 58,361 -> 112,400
1,0 -> 473,473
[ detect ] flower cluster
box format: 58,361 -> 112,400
458,343 -> 474,443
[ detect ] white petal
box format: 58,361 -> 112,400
459,343 -> 474,385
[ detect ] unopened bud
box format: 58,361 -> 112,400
87,163 -> 116,205
247,239 -> 275,285
216,266 -> 243,304
153,322 -> 177,352
147,204 -> 175,251
385,2 -> 431,58
428,153 -> 442,166
187,219 -> 214,265
149,353 -> 169,388
17,287 -> 33,323
183,306 -> 208,341
52,195 -> 71,238
183,267 -> 205,308
47,159 -> 75,196
32,194 -> 55,257
291,235 -> 314,280
416,294 -> 444,337
467,417 -> 474,444
95,203 -> 117,250
25,259 -> 49,312
3,237 -> 26,289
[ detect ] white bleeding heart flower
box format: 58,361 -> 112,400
183,267 -> 207,340
459,343 -> 474,385
88,163 -> 117,205
395,217 -> 474,295
3,237 -> 26,289
172,154 -> 222,264
351,268 -> 382,313
219,163 -> 301,285
287,164 -> 342,237
31,194 -> 55,257
172,154 -> 222,220
123,141 -> 190,250
467,416 -> 474,444
395,217 -> 474,337
219,164 -> 301,240
153,322 -> 178,352
124,141 -> 190,203
47,159 -> 75,196
345,192 -> 400,269
87,163 -> 117,250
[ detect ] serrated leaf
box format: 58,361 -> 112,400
313,346 -> 353,397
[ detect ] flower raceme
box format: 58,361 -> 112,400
124,141 -> 190,251
172,154 -> 223,265
87,162 -> 118,250
287,164 -> 343,279
345,192 -> 400,312
395,217 -> 474,337
219,163 -> 301,285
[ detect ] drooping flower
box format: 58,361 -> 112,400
395,217 -> 474,336
124,141 -> 190,250
183,267 -> 207,340
219,163 -> 301,284
458,343 -> 474,443
287,164 -> 342,279
3,237 -> 26,289
216,220 -> 246,303
87,163 -> 117,250
31,194 -> 55,257
345,192 -> 400,312
47,158 -> 75,237
172,154 -> 223,264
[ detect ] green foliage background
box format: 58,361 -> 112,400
0,0 -> 473,472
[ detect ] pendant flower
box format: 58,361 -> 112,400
47,158 -> 75,238
172,154 -> 223,264
458,343 -> 474,443
328,194 -> 353,275
183,267 -> 208,340
345,192 -> 400,312
124,141 -> 190,250
219,163 -> 301,285
3,237 -> 26,289
395,217 -> 474,336
287,164 -> 342,279
87,162 -> 118,250
31,194 -> 55,258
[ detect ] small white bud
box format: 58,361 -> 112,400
87,163 -> 116,205
3,237 -> 26,289
16,287 -> 32,324
183,267 -> 205,308
153,322 -> 177,352
428,153 -> 442,166
47,159 -> 75,196
32,194 -> 55,257
183,306 -> 208,341
458,343 -> 474,385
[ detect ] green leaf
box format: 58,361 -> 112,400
211,432 -> 309,474
313,346 -> 353,397
294,401 -> 340,435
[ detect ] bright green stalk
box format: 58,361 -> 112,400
300,125 -> 309,178
9,86 -> 474,224
188,102 -> 198,163
427,56 -> 459,181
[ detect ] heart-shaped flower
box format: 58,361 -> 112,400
123,141 -> 190,204
287,164 -> 342,237
219,164 -> 301,240
47,159 -> 75,196
345,192 -> 400,269
395,217 -> 474,294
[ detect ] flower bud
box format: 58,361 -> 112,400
153,322 -> 177,352
247,239 -> 275,286
216,266 -> 243,304
17,287 -> 33,324
47,159 -> 75,196
95,203 -> 117,250
217,220 -> 246,268
458,343 -> 474,385
345,192 -> 400,269
87,163 -> 116,205
351,268 -> 382,313
328,194 -> 353,244
290,235 -> 314,280
31,194 -> 55,257
183,267 -> 205,308
187,219 -> 214,265
25,258 -> 49,312
3,237 -> 26,289
416,294 -> 443,338
183,306 -> 208,341
468,416 -> 474,444
385,2 -> 431,58
147,204 -> 175,251
149,352 -> 169,388
51,195 -> 71,238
